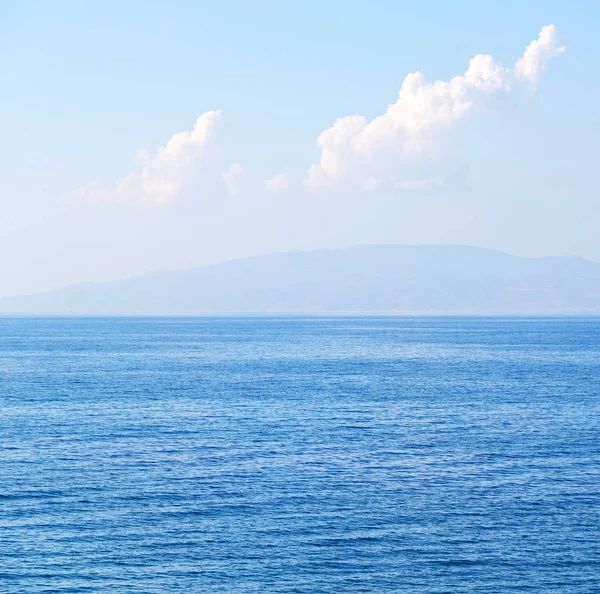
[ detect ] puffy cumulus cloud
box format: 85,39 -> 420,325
75,110 -> 223,205
221,162 -> 244,198
305,25 -> 565,192
265,173 -> 289,194
515,25 -> 566,84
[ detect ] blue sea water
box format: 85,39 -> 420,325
1,316 -> 599,593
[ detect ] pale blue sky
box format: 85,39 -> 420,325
0,1 -> 598,296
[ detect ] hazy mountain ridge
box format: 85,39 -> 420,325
2,245 -> 600,314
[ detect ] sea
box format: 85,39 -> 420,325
1,316 -> 599,593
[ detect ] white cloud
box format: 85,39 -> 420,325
76,110 -> 223,205
266,173 -> 289,194
221,162 -> 244,198
514,25 -> 566,84
305,25 -> 565,192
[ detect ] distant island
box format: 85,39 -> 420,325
2,245 -> 600,315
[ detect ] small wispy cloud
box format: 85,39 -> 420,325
266,173 -> 289,194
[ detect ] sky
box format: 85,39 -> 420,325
1,0 -> 599,297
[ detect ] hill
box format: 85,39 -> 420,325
2,245 -> 600,314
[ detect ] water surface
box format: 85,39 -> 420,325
1,317 -> 599,592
